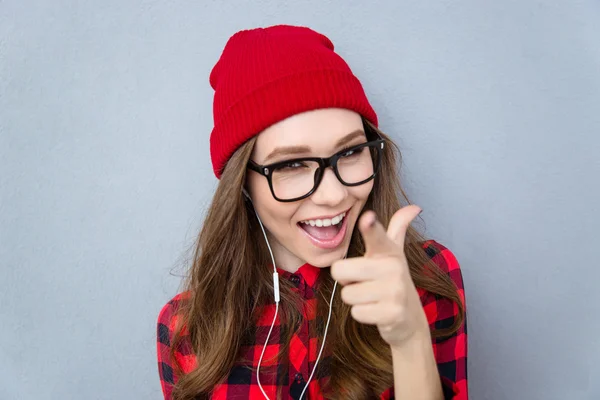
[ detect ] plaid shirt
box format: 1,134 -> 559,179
157,240 -> 467,399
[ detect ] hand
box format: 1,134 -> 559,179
331,206 -> 429,348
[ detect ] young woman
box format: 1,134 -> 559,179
157,25 -> 467,400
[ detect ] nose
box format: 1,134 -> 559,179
310,167 -> 347,206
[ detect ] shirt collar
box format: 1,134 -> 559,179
276,262 -> 322,299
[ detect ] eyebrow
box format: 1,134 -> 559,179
262,129 -> 366,164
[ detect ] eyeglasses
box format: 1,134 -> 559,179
247,134 -> 385,202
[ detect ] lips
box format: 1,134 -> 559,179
297,209 -> 350,250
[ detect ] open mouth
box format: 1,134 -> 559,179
297,209 -> 350,249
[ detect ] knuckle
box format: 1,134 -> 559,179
359,263 -> 371,276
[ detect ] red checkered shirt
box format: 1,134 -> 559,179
157,240 -> 468,399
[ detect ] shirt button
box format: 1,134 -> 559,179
290,274 -> 301,286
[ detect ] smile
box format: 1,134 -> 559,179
300,211 -> 346,227
297,208 -> 351,249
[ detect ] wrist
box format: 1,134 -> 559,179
390,327 -> 443,400
390,325 -> 432,356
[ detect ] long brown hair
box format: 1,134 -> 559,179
168,120 -> 465,399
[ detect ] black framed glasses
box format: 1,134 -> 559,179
247,133 -> 385,202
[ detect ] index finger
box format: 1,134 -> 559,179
358,210 -> 399,258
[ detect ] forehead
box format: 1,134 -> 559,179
252,108 -> 364,159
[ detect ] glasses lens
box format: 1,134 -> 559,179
337,143 -> 378,184
271,160 -> 320,200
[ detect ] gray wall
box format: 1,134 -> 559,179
1,1 -> 598,399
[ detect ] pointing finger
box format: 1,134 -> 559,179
358,210 -> 398,257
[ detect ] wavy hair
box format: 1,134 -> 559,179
168,120 -> 464,399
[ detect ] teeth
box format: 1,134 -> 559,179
301,212 -> 346,227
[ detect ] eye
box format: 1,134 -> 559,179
340,146 -> 364,158
278,161 -> 308,171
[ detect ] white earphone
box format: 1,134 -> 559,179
243,189 -> 339,400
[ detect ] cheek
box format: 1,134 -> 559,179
351,180 -> 375,202
247,173 -> 277,209
248,174 -> 298,231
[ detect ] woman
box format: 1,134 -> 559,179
157,25 -> 467,400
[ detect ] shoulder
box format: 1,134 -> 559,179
418,241 -> 469,397
417,240 -> 467,327
420,239 -> 465,293
156,291 -> 194,397
157,291 -> 190,334
157,291 -> 194,355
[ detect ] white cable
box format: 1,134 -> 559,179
254,210 -> 280,399
251,202 -> 341,400
256,301 -> 279,399
298,278 -> 337,400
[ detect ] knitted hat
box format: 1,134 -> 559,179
209,24 -> 378,179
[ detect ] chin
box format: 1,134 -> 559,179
301,243 -> 351,268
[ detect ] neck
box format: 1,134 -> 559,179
267,232 -> 307,273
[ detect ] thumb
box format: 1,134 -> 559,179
358,210 -> 398,257
386,205 -> 422,248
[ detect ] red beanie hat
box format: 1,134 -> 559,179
209,25 -> 378,178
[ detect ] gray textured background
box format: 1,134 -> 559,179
1,1 -> 599,399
